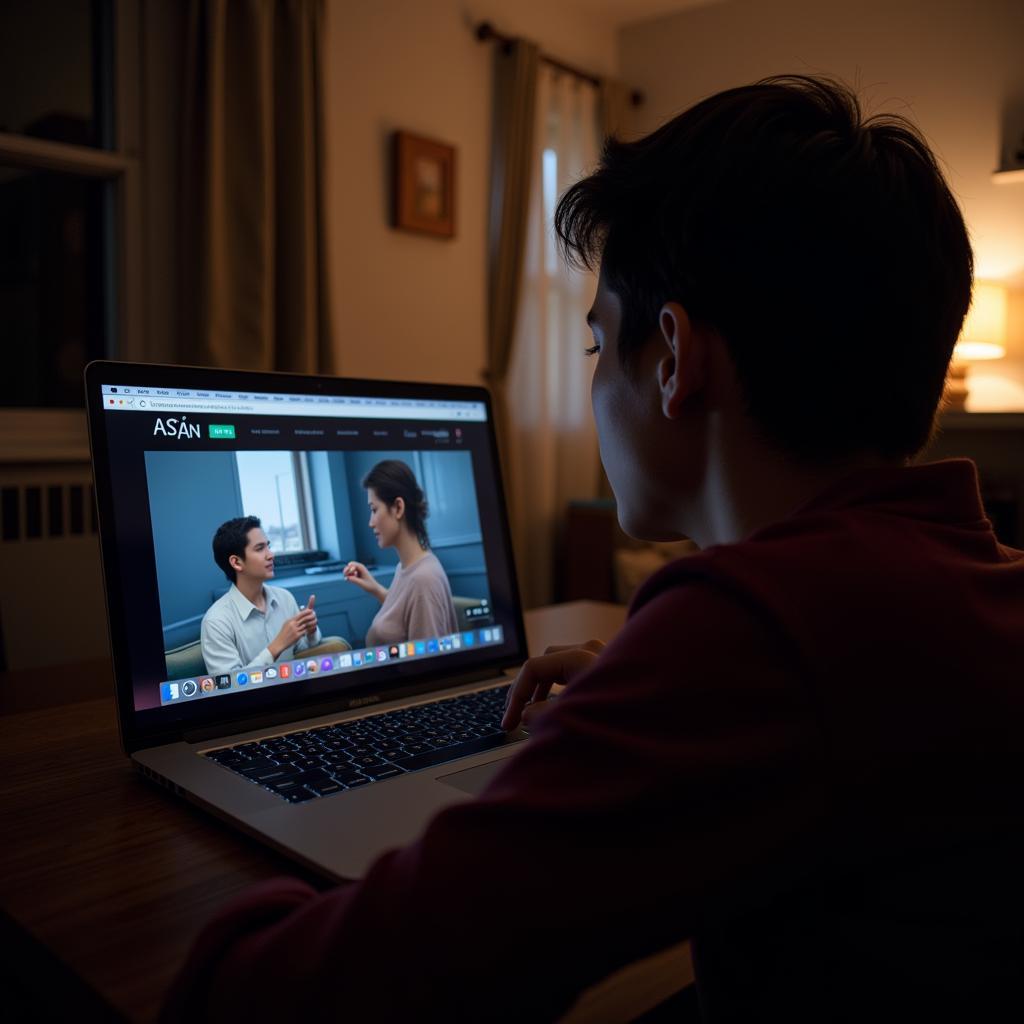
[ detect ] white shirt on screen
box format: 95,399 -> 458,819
200,583 -> 321,676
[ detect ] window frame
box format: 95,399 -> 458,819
0,0 -> 142,461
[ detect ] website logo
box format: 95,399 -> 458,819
152,415 -> 200,440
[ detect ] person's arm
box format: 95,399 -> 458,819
164,580 -> 825,1023
291,594 -> 322,653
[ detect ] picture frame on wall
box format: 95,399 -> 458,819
392,131 -> 456,238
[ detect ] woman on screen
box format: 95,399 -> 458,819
343,459 -> 459,646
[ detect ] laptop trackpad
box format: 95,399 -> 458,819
438,759 -> 507,795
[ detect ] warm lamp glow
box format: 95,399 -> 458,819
953,282 -> 1008,363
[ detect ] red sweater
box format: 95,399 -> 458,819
163,460 -> 1024,1022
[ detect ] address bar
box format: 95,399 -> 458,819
141,399 -> 258,414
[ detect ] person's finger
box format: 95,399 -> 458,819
520,696 -> 558,729
307,594 -> 316,610
501,649 -> 594,729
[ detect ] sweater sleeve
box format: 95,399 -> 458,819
162,579 -> 826,1024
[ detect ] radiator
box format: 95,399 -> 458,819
0,461 -> 110,671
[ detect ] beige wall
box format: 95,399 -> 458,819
321,0 -> 617,385
620,0 -> 1024,409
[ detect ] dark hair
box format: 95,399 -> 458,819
362,460 -> 430,548
555,74 -> 973,463
212,515 -> 262,583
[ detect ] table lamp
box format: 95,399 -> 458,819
944,281 -> 1008,411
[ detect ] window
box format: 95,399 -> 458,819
0,0 -> 140,456
235,451 -> 318,554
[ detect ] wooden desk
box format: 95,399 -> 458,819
0,601 -> 692,1022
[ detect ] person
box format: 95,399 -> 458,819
199,515 -> 321,676
164,76 -> 1024,1022
342,459 -> 459,646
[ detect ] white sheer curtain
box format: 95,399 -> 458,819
506,66 -> 601,608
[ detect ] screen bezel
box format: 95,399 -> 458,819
85,360 -> 528,754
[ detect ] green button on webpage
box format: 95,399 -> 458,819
209,424 -> 236,439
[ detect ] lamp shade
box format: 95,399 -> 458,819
954,282 -> 1008,362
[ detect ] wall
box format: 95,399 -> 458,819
619,0 -> 1024,408
321,0 -> 618,386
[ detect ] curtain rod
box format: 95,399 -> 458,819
475,21 -> 644,107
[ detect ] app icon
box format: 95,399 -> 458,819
236,672 -> 248,686
406,643 -> 416,657
353,651 -> 363,666
293,662 -> 306,677
415,641 -> 426,655
250,670 -> 263,684
265,667 -> 278,679
161,682 -> 179,702
200,677 -> 215,693
278,664 -> 291,679
320,657 -> 334,672
453,635 -> 462,649
493,626 -> 503,642
463,632 -> 475,647
398,645 -> 407,659
427,638 -> 439,654
182,679 -> 198,697
441,637 -> 452,651
339,653 -> 353,668
216,674 -> 231,689
483,629 -> 493,643
376,648 -> 387,662
389,645 -> 399,659
306,659 -> 318,673
365,650 -> 376,663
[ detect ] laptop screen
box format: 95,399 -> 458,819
87,365 -> 525,735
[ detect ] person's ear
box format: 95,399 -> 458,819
392,496 -> 405,520
656,301 -> 705,419
229,553 -> 245,574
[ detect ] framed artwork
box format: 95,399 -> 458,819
392,131 -> 456,238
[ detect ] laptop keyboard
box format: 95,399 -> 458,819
202,683 -> 517,803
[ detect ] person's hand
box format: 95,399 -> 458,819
270,606 -> 318,658
343,561 -> 387,602
302,594 -> 317,638
501,639 -> 605,730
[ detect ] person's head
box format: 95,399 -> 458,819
212,515 -> 273,584
361,460 -> 430,550
556,74 -> 973,539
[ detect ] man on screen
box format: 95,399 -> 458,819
199,515 -> 321,677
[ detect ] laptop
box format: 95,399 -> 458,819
85,361 -> 530,881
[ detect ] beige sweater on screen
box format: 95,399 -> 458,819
364,551 -> 459,647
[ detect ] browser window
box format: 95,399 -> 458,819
98,382 -> 519,716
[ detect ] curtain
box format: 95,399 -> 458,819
486,39 -> 541,468
506,66 -> 602,608
180,0 -> 330,373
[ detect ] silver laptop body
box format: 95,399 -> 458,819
86,362 -> 529,880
